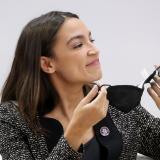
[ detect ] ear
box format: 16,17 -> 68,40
40,56 -> 56,74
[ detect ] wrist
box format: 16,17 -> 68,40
64,122 -> 85,151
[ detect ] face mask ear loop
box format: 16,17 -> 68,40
100,84 -> 111,91
90,83 -> 111,91
141,67 -> 160,89
156,66 -> 160,77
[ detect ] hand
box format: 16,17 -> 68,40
147,65 -> 160,109
72,85 -> 108,130
64,85 -> 109,150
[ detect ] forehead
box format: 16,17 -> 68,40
55,18 -> 90,42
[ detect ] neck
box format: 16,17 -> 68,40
50,77 -> 85,120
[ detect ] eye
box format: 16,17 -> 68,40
90,39 -> 95,43
73,43 -> 83,49
72,39 -> 95,49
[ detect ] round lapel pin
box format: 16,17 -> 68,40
100,126 -> 110,136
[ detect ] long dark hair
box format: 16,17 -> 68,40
0,11 -> 82,134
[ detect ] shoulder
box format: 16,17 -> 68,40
109,104 -> 159,123
0,101 -> 18,119
0,100 -> 18,111
0,101 -> 27,130
0,100 -> 19,118
110,104 -> 160,126
133,105 -> 160,128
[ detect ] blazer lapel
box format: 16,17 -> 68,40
93,112 -> 123,159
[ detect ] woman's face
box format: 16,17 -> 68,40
51,18 -> 102,84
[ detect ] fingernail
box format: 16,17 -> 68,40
101,86 -> 107,93
93,85 -> 98,90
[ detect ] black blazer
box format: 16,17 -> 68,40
0,100 -> 160,160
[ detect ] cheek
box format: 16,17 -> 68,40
54,47 -> 102,82
55,55 -> 86,81
58,61 -> 102,83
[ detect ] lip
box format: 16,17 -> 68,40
86,59 -> 100,66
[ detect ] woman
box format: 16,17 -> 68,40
0,11 -> 159,160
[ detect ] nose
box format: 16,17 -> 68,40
87,46 -> 100,56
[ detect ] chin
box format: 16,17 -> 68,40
87,71 -> 102,82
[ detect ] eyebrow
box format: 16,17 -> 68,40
66,31 -> 92,45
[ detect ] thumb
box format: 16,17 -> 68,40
81,85 -> 99,105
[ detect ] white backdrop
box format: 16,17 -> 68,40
0,1 -> 160,159
0,0 -> 160,116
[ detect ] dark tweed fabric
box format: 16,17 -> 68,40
0,101 -> 160,160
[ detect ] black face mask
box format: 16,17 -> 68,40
95,67 -> 160,113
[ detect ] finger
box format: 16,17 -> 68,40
154,65 -> 160,77
81,85 -> 98,105
153,75 -> 160,85
96,86 -> 107,101
150,82 -> 160,97
154,64 -> 160,69
103,101 -> 109,112
91,86 -> 107,105
147,87 -> 160,107
101,87 -> 109,114
157,65 -> 160,76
